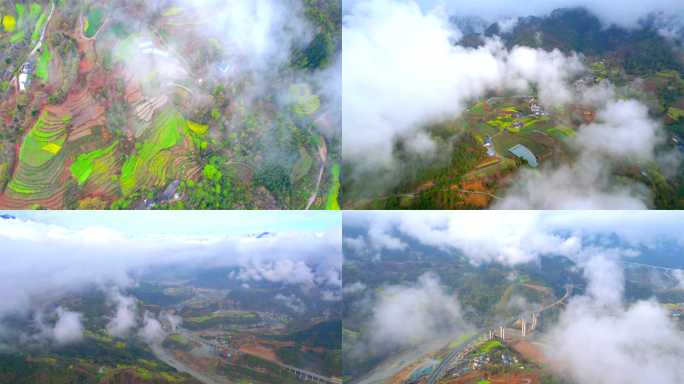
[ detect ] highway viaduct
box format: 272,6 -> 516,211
618,262 -> 683,274
423,285 -> 572,384
174,327 -> 342,384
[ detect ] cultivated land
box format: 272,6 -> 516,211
342,8 -> 684,210
0,0 -> 341,210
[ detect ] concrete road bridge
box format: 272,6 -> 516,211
424,285 -> 572,384
618,262 -> 682,274
175,327 -> 342,384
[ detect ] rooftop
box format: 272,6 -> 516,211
508,144 -> 539,168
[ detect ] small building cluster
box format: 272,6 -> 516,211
526,98 -> 547,117
135,180 -> 180,210
16,58 -> 36,93
484,139 -> 496,157
470,355 -> 490,368
572,75 -> 596,92
673,133 -> 683,152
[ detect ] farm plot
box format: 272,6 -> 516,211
3,15 -> 16,32
85,7 -> 104,37
70,141 -> 119,185
163,7 -> 183,16
10,30 -> 25,42
31,14 -> 47,40
28,4 -> 42,20
36,48 -> 50,81
19,111 -> 68,167
0,87 -> 107,208
290,147 -> 312,184
547,125 -> 576,138
119,107 -> 189,196
326,163 -> 340,210
16,4 -> 25,27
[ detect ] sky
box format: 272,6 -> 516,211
0,211 -> 341,237
342,0 -> 684,29
343,211 -> 684,265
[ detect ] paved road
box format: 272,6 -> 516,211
178,326 -> 341,384
424,286 -> 572,384
148,336 -> 222,384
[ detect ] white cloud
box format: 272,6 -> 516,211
343,0 -> 584,195
342,281 -> 368,294
275,294 -> 307,314
106,291 -> 139,338
138,312 -> 165,343
52,306 -> 84,345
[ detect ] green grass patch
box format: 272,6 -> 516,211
343,328 -> 360,338
28,4 -> 42,20
326,163 -> 340,210
290,147 -> 312,183
169,335 -> 189,344
36,47 -> 50,82
547,125 -> 576,137
342,376 -> 353,382
667,107 -> 684,121
87,7 -> 104,26
140,69 -> 159,85
10,30 -> 25,42
163,7 -> 183,16
16,4 -> 25,27
478,340 -> 503,353
208,38 -> 222,50
470,108 -> 485,114
70,141 -> 118,185
31,13 -> 47,40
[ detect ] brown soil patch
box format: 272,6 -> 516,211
447,371 -> 541,384
238,343 -> 280,362
505,340 -> 549,364
301,346 -> 324,353
67,128 -> 92,142
522,284 -> 547,292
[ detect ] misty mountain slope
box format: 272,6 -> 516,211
483,8 -> 684,74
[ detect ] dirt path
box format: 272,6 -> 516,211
305,164 -> 325,210
223,158 -> 255,171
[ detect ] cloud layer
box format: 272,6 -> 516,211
0,217 -> 341,342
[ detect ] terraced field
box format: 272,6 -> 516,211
0,87 -> 106,209
119,107 -> 197,196
291,147 -> 313,183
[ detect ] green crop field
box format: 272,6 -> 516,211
326,163 -> 340,210
169,335 -> 188,344
470,108 -> 485,114
667,107 -> 683,121
31,14 -> 47,40
10,30 -> 25,42
547,126 -> 576,137
70,141 -> 119,185
36,48 -> 50,81
478,340 -> 503,353
16,4 -> 25,27
163,7 -> 183,16
120,108 -> 185,196
291,147 -> 312,183
28,4 -> 42,20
